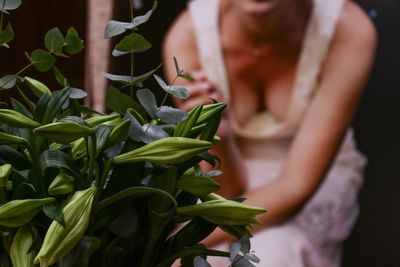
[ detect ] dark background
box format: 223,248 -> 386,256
0,0 -> 87,101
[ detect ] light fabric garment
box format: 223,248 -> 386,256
188,0 -> 367,266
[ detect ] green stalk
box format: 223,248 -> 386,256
25,141 -> 46,197
88,159 -> 112,234
87,134 -> 97,184
1,63 -> 33,89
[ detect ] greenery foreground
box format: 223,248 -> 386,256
0,0 -> 265,266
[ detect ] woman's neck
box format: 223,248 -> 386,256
224,0 -> 312,44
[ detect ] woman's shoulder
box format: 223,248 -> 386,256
162,9 -> 201,70
336,1 -> 377,47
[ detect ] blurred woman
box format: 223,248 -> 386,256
163,0 -> 376,266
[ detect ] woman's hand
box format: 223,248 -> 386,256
174,71 -> 223,111
174,71 -> 232,139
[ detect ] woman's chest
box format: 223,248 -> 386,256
223,50 -> 300,126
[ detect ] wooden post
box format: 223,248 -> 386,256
85,0 -> 113,112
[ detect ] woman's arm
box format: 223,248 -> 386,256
203,2 -> 377,246
163,10 -> 248,198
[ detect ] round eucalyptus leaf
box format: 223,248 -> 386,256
31,49 -> 56,72
0,23 -> 14,46
69,88 -> 87,99
168,85 -> 190,99
65,27 -> 84,55
104,20 -> 133,39
193,256 -> 211,267
0,75 -> 17,90
156,106 -> 188,124
0,0 -> 21,11
114,32 -> 151,53
44,28 -> 65,55
136,88 -> 157,119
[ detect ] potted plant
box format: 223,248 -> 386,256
0,0 -> 265,266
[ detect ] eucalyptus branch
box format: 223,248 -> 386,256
144,72 -> 182,132
1,62 -> 33,88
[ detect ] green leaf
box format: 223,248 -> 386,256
0,146 -> 32,170
136,88 -> 158,118
53,66 -> 66,86
174,104 -> 203,137
44,28 -> 65,56
34,87 -> 70,124
93,125 -> 112,156
39,150 -> 80,177
43,202 -> 66,227
197,102 -> 227,125
64,27 -> 84,55
0,75 -> 17,90
105,86 -> 146,116
97,186 -> 177,213
0,0 -> 21,12
30,49 -> 56,72
157,106 -> 188,124
24,76 -> 52,97
0,23 -> 14,47
113,33 -> 151,55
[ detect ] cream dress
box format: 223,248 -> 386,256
188,0 -> 367,266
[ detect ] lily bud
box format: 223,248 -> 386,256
34,122 -> 94,144
24,76 -> 52,97
112,137 -> 212,165
10,225 -> 36,267
177,199 -> 265,226
35,187 -> 97,267
48,173 -> 74,196
85,114 -> 120,127
0,198 -> 55,227
0,132 -> 27,145
0,109 -> 40,128
0,164 -> 12,185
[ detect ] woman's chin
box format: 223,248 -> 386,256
240,0 -> 278,16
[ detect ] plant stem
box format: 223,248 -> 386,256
89,159 -> 112,234
87,134 -> 97,185
144,73 -> 181,132
1,63 -> 33,88
25,141 -> 46,197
